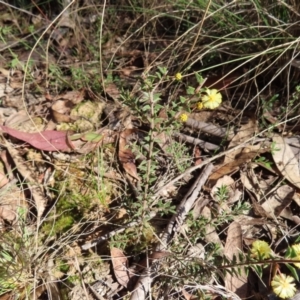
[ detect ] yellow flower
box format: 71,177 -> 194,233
201,89 -> 222,109
175,73 -> 182,81
290,244 -> 300,268
197,102 -> 204,110
251,240 -> 272,259
271,274 -> 296,299
179,113 -> 188,123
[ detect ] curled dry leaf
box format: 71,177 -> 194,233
4,141 -> 47,220
4,110 -> 31,128
261,185 -> 294,220
224,222 -> 248,299
193,146 -> 202,166
204,72 -> 239,91
118,129 -> 140,181
201,206 -> 224,253
272,135 -> 300,189
240,165 -> 277,202
223,117 -> 257,165
0,183 -> 27,224
211,175 -> 242,204
53,89 -> 85,105
110,247 -> 131,288
209,144 -> 269,183
51,100 -> 77,123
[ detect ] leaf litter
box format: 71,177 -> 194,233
1,2 -> 300,300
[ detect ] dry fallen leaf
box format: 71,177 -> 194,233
224,222 -> 247,299
110,247 -> 131,288
53,89 -> 85,105
118,129 -> 140,181
3,141 -> 47,221
261,185 -> 294,220
211,175 -> 242,204
0,182 -> 27,224
201,206 -> 224,253
272,134 -> 300,189
51,99 -> 77,123
224,117 -> 257,165
193,146 -> 202,166
0,125 -> 74,152
210,144 -> 269,183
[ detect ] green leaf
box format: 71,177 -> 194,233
82,132 -> 103,142
157,66 -> 168,75
153,93 -> 162,102
142,104 -> 151,111
187,86 -> 195,95
179,96 -> 186,103
286,263 -> 299,281
195,72 -> 204,84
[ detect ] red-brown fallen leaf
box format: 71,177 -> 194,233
111,247 -> 132,288
118,129 -> 140,181
204,73 -> 239,91
193,146 -> 202,165
0,125 -> 73,152
53,89 -> 85,105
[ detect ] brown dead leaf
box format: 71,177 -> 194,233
211,175 -> 242,204
0,292 -> 13,300
119,129 -> 140,181
105,82 -> 121,102
272,135 -> 300,189
4,141 -> 47,221
182,289 -> 197,300
240,165 -> 277,202
119,66 -> 139,77
224,118 -> 257,164
0,183 -> 27,223
201,206 -> 224,253
262,185 -> 294,220
153,131 -> 171,152
210,152 -> 257,182
5,110 -> 30,128
53,89 -> 85,105
193,146 -> 202,166
110,247 -> 131,288
247,190 -> 271,218
51,91 -> 85,123
209,144 -> 269,183
224,222 -> 248,299
204,73 -> 239,91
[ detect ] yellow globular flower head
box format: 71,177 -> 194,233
201,88 -> 222,109
175,73 -> 182,81
197,102 -> 204,110
251,240 -> 272,259
271,274 -> 296,299
290,244 -> 300,268
179,113 -> 188,123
